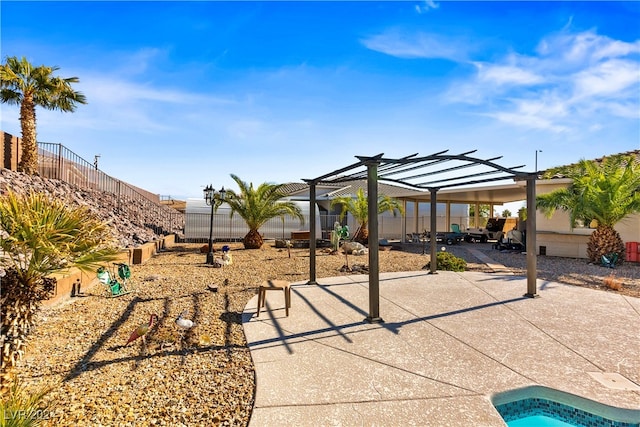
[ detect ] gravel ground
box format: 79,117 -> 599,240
14,241 -> 640,426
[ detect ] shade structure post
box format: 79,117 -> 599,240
525,175 -> 538,298
308,182 -> 317,285
429,188 -> 438,274
366,161 -> 383,323
401,199 -> 407,242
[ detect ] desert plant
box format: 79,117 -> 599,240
0,190 -> 119,394
424,251 -> 467,272
0,56 -> 87,175
330,222 -> 349,252
0,380 -> 54,426
603,273 -> 623,291
518,206 -> 527,221
330,188 -> 404,244
537,154 -> 640,265
224,174 -> 304,249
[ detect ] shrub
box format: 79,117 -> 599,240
0,190 -> 119,394
0,379 -> 54,426
424,251 -> 467,272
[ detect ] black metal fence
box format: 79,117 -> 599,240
37,142 -> 184,236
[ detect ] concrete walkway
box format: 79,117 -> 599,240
242,270 -> 640,426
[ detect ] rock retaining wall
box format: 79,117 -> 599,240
0,168 -> 184,248
1,169 -> 182,307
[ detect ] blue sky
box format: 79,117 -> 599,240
1,1 -> 639,200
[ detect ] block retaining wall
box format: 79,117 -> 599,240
41,234 -> 177,308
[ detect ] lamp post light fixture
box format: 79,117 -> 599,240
535,149 -> 543,173
203,184 -> 227,265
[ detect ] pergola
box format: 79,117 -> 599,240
303,150 -> 539,323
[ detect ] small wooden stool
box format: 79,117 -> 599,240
257,280 -> 291,317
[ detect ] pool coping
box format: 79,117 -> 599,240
491,385 -> 640,424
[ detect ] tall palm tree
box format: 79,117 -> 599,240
330,188 -> 405,244
0,56 -> 87,175
537,153 -> 640,265
224,174 -> 304,249
0,190 -> 119,392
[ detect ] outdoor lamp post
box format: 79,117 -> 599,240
535,149 -> 542,172
203,185 -> 226,265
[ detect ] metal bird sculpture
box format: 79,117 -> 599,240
175,311 -> 195,342
176,311 -> 195,330
126,314 -> 158,346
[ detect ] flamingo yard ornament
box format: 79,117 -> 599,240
126,314 -> 158,346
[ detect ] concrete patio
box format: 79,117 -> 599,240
242,270 -> 640,426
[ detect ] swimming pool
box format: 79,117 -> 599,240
492,386 -> 640,427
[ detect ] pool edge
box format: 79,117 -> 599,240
490,385 -> 640,425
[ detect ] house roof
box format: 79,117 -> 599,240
542,150 -> 640,179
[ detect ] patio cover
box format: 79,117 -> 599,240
303,150 -> 539,323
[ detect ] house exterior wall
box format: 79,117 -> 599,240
1,130 -> 21,170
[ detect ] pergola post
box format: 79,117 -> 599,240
308,182 -> 317,285
525,175 -> 538,297
401,199 -> 407,242
366,161 -> 383,323
429,188 -> 438,274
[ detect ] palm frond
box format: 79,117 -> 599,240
536,154 -> 640,228
225,174 -> 304,234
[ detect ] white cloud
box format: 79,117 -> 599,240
415,0 -> 439,14
361,30 -> 470,61
474,62 -> 544,86
446,29 -> 639,134
572,59 -> 639,99
537,30 -> 640,66
481,93 -> 571,134
78,73 -> 233,106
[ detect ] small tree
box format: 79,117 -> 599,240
0,191 -> 119,392
224,174 -> 304,249
537,154 -> 640,264
501,209 -> 512,218
518,206 -> 527,221
330,188 -> 404,244
0,56 -> 87,175
469,204 -> 491,227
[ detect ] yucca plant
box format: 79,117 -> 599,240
0,379 -> 54,426
330,188 -> 404,244
537,154 -> 640,265
224,174 -> 304,249
0,190 -> 119,394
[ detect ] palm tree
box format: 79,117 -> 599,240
0,56 -> 87,175
224,174 -> 304,249
537,153 -> 640,265
330,188 -> 405,244
0,190 -> 119,392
